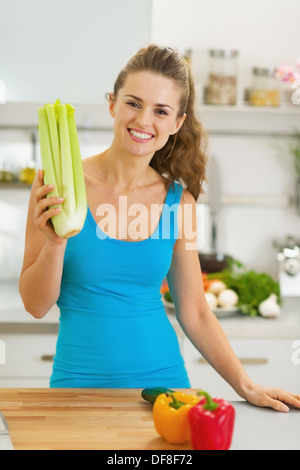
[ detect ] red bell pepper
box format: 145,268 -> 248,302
188,390 -> 235,450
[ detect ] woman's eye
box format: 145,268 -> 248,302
156,109 -> 168,116
127,101 -> 140,108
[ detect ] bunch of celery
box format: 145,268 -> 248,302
38,99 -> 87,239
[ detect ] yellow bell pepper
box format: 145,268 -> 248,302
153,392 -> 200,444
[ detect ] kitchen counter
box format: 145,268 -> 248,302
0,388 -> 299,450
165,296 -> 300,339
1,280 -> 300,338
0,281 -> 60,325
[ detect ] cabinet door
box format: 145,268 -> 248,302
0,378 -> 51,388
182,337 -> 299,401
0,331 -> 57,387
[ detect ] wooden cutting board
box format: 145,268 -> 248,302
0,388 -> 193,450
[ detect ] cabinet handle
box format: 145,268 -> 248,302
199,357 -> 268,365
41,355 -> 54,362
239,358 -> 268,365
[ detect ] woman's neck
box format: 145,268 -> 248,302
99,140 -> 156,191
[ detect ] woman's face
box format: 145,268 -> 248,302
109,71 -> 186,158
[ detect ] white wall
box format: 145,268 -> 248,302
151,0 -> 300,277
151,0 -> 300,90
0,0 -> 152,103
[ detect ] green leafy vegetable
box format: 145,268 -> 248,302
207,259 -> 281,317
164,291 -> 173,303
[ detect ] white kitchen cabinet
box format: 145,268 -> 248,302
0,378 -> 51,388
182,336 -> 299,401
0,324 -> 58,388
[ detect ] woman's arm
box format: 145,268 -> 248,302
19,170 -> 67,318
167,190 -> 300,412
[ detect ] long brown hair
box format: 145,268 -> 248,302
112,44 -> 208,200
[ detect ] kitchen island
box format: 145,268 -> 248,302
0,388 -> 299,450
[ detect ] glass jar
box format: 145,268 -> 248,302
206,49 -> 238,105
0,161 -> 14,183
250,67 -> 280,107
19,161 -> 36,185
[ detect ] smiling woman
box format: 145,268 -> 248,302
20,44 -> 206,390
108,44 -> 208,200
19,45 -> 300,413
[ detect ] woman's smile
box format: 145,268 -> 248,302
127,128 -> 155,143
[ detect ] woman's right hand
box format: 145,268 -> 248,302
33,169 -> 65,245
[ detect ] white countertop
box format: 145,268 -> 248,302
1,280 -> 299,338
230,401 -> 300,450
166,297 -> 300,339
0,281 -> 59,325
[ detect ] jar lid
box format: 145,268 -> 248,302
209,49 -> 239,58
253,67 -> 276,77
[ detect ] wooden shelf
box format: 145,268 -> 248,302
198,103 -> 300,114
0,182 -> 31,189
196,102 -> 300,138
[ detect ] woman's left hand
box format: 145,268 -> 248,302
243,382 -> 300,412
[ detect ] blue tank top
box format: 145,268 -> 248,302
50,181 -> 191,388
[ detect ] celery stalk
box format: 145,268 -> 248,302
45,103 -> 62,192
57,103 -> 76,220
67,104 -> 87,223
37,107 -> 59,200
37,100 -> 87,239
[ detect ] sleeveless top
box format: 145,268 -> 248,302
50,181 -> 191,388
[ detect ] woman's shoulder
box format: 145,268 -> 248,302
82,154 -> 101,172
82,153 -> 106,185
181,188 -> 196,204
167,180 -> 195,204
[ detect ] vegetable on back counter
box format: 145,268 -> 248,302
258,293 -> 281,318
161,259 -> 281,317
206,259 -> 281,317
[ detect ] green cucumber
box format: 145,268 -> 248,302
141,387 -> 175,405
